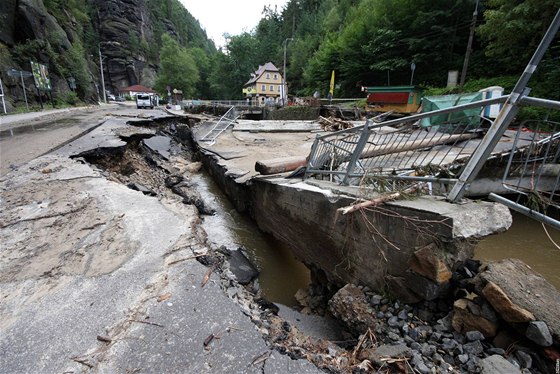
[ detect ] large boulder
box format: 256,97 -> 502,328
328,284 -> 377,334
473,258 -> 560,344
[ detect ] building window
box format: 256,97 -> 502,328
266,73 -> 270,79
261,84 -> 266,91
270,85 -> 274,92
274,74 -> 278,80
278,85 -> 281,92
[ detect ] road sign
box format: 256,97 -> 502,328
7,69 -> 33,78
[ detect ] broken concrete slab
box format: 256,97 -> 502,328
225,247 -> 260,285
328,284 -> 377,335
234,120 -> 322,132
143,135 -> 172,160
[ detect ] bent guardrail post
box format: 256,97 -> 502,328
342,119 -> 371,185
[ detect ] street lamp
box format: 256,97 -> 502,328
282,37 -> 294,106
98,46 -> 107,104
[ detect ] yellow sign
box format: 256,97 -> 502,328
329,70 -> 335,96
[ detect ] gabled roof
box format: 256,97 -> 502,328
244,62 -> 280,86
119,85 -> 155,93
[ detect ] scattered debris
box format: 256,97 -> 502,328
318,116 -> 353,131
203,333 -> 215,347
201,266 -> 213,287
157,292 -> 172,302
250,351 -> 271,366
128,319 -> 164,328
96,335 -> 112,343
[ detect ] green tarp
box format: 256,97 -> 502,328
421,92 -> 483,132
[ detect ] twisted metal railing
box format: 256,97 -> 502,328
305,96 -> 504,188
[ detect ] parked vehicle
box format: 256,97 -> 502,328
136,94 -> 153,109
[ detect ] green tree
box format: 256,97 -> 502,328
208,33 -> 259,99
477,0 -> 559,74
155,34 -> 200,97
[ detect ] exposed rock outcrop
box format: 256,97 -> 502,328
93,0 -> 157,91
0,0 -> 16,45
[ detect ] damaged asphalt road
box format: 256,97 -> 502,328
0,113 -> 322,373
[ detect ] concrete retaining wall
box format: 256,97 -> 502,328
195,138 -> 512,302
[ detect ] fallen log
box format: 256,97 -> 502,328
255,156 -> 308,175
359,132 -> 477,159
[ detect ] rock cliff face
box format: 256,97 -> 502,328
0,0 -> 17,46
0,0 -> 210,111
93,0 -> 159,93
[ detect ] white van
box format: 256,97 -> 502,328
136,94 -> 153,109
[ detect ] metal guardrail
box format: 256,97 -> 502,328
305,96 -> 505,188
200,106 -> 240,144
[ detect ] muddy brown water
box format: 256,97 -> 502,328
192,171 -> 311,306
476,211 -> 560,290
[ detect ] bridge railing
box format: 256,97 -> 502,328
305,96 -> 505,188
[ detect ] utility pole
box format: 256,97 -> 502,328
460,0 -> 479,88
282,38 -> 294,106
99,46 -> 107,104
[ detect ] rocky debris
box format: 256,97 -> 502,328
317,282 -> 559,373
409,245 -> 453,283
481,281 -> 535,323
451,298 -> 498,337
480,355 -> 522,374
328,284 -> 378,334
473,258 -> 560,344
526,321 -> 554,347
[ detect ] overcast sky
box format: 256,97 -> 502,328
179,0 -> 289,48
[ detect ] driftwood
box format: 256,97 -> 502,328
338,186 -> 418,215
319,116 -> 354,131
255,156 -> 308,175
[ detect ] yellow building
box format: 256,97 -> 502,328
242,62 -> 283,106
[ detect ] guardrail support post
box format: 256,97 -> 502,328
342,119 -> 371,185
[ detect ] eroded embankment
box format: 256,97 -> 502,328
186,118 -> 560,374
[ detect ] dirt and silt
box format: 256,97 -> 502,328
1,117 -> 557,373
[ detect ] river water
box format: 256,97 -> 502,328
475,211 -> 560,290
192,171 -> 310,306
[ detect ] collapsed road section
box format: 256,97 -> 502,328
0,113 -> 322,373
